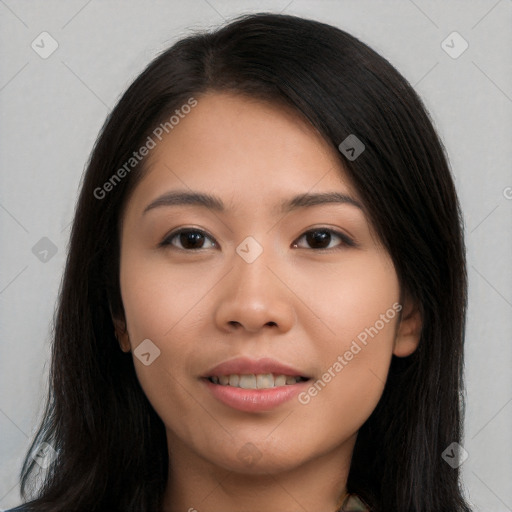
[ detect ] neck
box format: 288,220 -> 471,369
161,430 -> 356,512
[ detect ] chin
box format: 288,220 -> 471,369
200,440 -> 311,475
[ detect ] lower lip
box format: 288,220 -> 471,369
202,378 -> 310,412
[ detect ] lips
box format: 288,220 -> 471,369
200,356 -> 312,412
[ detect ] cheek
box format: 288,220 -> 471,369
294,254 -> 400,425
119,250 -> 214,342
118,251 -> 218,427
297,251 -> 400,347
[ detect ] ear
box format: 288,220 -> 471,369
109,301 -> 131,353
113,318 -> 131,353
393,294 -> 422,357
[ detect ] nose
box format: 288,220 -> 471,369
214,245 -> 296,334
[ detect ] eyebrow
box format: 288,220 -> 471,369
142,190 -> 364,215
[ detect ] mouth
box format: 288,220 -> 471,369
202,374 -> 311,412
204,373 -> 310,390
200,357 -> 312,412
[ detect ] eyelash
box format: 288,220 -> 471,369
159,227 -> 356,252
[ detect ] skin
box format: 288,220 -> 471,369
114,92 -> 422,512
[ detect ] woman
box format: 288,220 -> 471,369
9,12 -> 471,512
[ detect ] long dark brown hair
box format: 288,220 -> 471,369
10,12 -> 471,512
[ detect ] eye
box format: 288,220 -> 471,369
160,228 -> 217,250
160,227 -> 355,252
292,228 -> 355,250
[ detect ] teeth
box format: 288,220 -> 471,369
208,373 -> 305,389
239,374 -> 256,389
274,375 -> 287,386
256,373 -> 273,389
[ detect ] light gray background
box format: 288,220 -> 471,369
1,1 -> 511,510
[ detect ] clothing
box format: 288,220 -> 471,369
339,492 -> 371,511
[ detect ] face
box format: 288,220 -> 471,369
116,92 -> 418,476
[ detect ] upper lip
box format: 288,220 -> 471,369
203,357 -> 310,378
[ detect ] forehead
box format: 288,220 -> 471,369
126,92 -> 360,216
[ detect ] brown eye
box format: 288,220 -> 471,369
161,229 -> 216,250
292,228 -> 355,250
